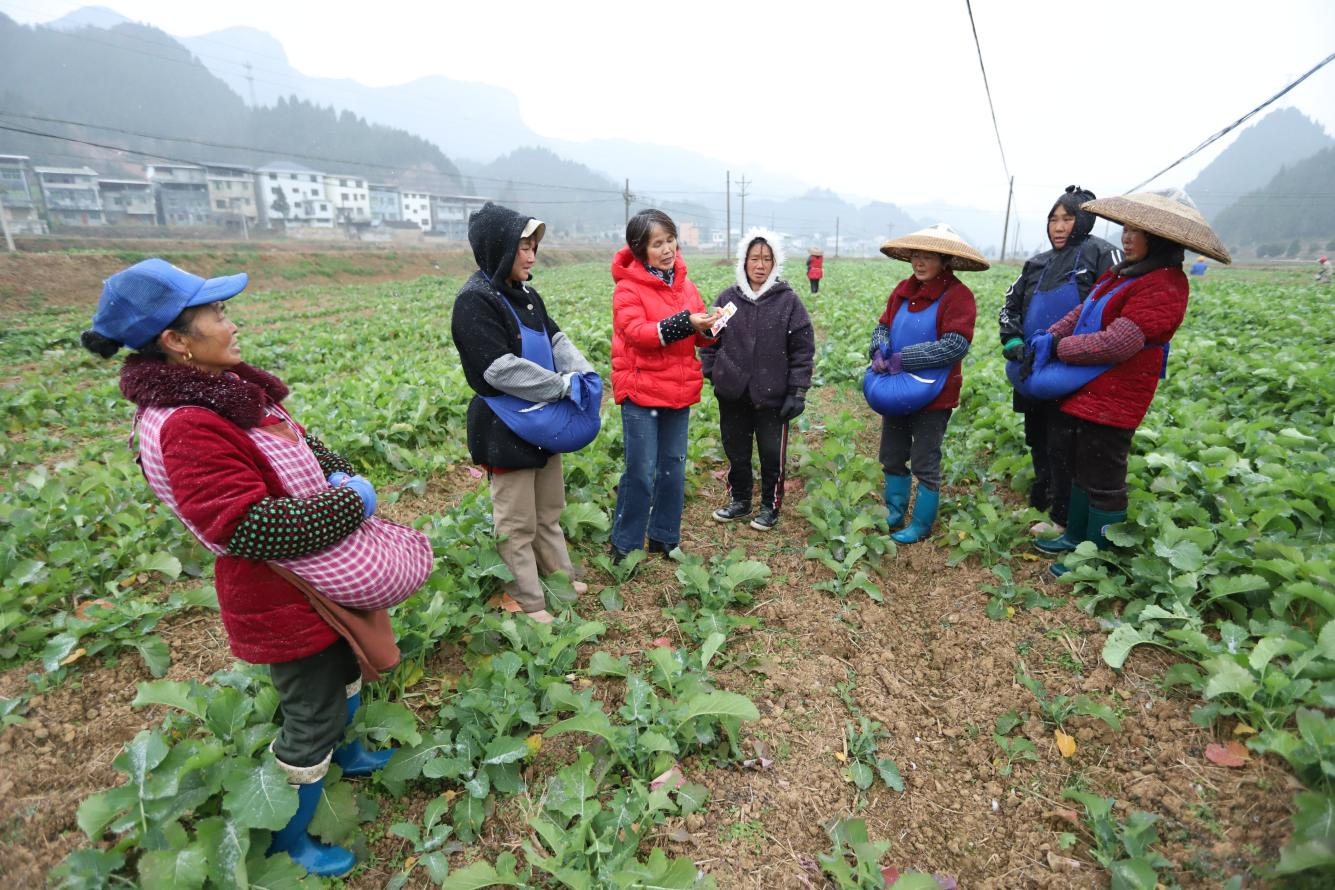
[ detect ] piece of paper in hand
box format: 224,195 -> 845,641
709,301 -> 738,336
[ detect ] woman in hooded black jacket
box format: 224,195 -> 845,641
998,186 -> 1121,536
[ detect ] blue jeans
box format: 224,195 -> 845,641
611,400 -> 690,552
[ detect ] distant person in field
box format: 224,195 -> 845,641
609,208 -> 721,564
1189,256 -> 1209,276
998,186 -> 1122,538
806,247 -> 824,294
701,228 -> 815,531
865,224 -> 984,544
451,202 -> 599,623
83,259 -> 431,878
1021,188 -> 1231,576
1317,256 -> 1331,284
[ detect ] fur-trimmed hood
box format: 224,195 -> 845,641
735,227 -> 787,300
119,355 -> 288,428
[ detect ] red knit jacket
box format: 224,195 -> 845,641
879,273 -> 977,411
121,359 -> 339,663
610,247 -> 713,409
1048,266 -> 1189,429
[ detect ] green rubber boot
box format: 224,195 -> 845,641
883,473 -> 911,530
1049,504 -> 1125,578
1035,485 -> 1089,554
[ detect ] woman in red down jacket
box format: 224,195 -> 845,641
1031,188 -> 1231,576
609,209 -> 720,563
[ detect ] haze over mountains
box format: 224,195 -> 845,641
17,5 -> 1335,254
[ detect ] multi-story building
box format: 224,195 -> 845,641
400,190 -> 431,231
145,164 -> 211,226
368,184 -> 401,224
324,174 -> 370,224
203,164 -> 259,226
34,165 -> 104,226
254,161 -> 333,228
98,179 -> 158,225
0,155 -> 48,234
429,194 -> 490,240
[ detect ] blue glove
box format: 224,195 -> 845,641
331,472 -> 376,518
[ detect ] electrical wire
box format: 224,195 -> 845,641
964,0 -> 1010,181
1126,50 -> 1335,193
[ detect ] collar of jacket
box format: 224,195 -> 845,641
612,245 -> 688,291
119,355 -> 288,428
891,270 -> 959,305
1113,245 -> 1185,278
734,227 -> 788,301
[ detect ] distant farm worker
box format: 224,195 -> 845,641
1317,256 -> 1331,284
864,224 -> 983,544
998,186 -> 1122,538
451,202 -> 600,622
1189,256 -> 1209,276
1021,188 -> 1230,576
806,246 -> 824,294
83,259 -> 432,877
701,228 -> 815,531
609,208 -> 721,564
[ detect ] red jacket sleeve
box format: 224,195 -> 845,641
159,409 -> 271,548
613,282 -> 667,350
1048,304 -> 1081,337
938,285 -> 976,343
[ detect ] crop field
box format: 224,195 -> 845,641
0,254 -> 1331,889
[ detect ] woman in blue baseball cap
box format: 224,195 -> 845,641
82,258 -> 426,878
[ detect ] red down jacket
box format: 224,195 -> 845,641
1056,266 -> 1189,430
610,246 -> 712,409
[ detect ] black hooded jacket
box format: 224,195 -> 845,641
450,202 -> 564,469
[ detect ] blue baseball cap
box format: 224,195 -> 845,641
92,258 -> 249,350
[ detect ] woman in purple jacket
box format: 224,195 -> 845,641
700,228 -> 815,531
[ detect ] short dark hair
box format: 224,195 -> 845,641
626,209 -> 677,262
80,305 -> 204,360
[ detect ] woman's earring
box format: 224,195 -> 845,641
185,351 -> 193,362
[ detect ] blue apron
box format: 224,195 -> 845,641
1004,246 -> 1088,390
481,295 -> 603,453
1005,278 -> 1136,401
863,294 -> 950,416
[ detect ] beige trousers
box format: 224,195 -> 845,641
490,456 -> 574,612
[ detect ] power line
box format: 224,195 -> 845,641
964,0 -> 1010,180
1127,50 -> 1335,193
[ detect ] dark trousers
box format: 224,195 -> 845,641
270,638 -> 359,768
809,278 -> 820,294
879,409 -> 952,490
718,396 -> 789,510
1048,413 -> 1135,511
1023,404 -> 1074,524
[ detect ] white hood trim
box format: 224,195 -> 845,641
735,227 -> 787,301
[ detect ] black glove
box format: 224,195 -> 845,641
1002,342 -> 1025,363
1050,334 -> 1063,354
779,392 -> 806,421
1018,347 -> 1037,382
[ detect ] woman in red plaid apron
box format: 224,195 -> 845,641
82,258 -> 430,878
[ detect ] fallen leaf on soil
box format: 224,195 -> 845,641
650,637 -> 672,648
742,755 -> 773,771
1046,808 -> 1081,826
1205,741 -> 1249,767
404,856 -> 417,869
74,598 -> 112,619
60,648 -> 87,667
1232,722 -> 1258,736
711,469 -> 728,480
833,751 -> 847,762
650,765 -> 685,792
666,826 -> 693,843
1046,851 -> 1083,872
525,734 -> 543,757
1055,729 -> 1077,758
467,466 -> 483,479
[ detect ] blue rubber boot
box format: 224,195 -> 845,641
883,473 -> 911,530
1035,485 -> 1089,554
333,692 -> 395,777
891,486 -> 940,544
268,777 -> 356,876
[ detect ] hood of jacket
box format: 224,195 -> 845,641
120,355 -> 288,428
734,227 -> 787,300
611,244 -> 689,289
468,202 -> 538,291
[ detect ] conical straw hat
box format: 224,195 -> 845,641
1081,188 -> 1231,264
880,223 -> 989,271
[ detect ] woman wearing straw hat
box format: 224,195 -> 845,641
866,223 -> 985,544
1028,188 -> 1230,575
806,247 -> 824,294
999,186 -> 1122,539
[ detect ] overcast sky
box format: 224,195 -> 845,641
4,0 -> 1334,224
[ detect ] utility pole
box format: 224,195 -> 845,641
737,174 -> 750,236
999,175 -> 1014,262
835,217 -> 840,258
622,178 -> 633,227
244,61 -> 258,107
725,170 -> 731,258
0,191 -> 14,253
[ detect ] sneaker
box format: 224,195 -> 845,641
750,506 -> 779,531
647,539 -> 676,557
712,500 -> 752,522
1029,520 -> 1066,537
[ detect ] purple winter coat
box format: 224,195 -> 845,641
699,279 -> 815,409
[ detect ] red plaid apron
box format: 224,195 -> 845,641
136,405 -> 432,609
